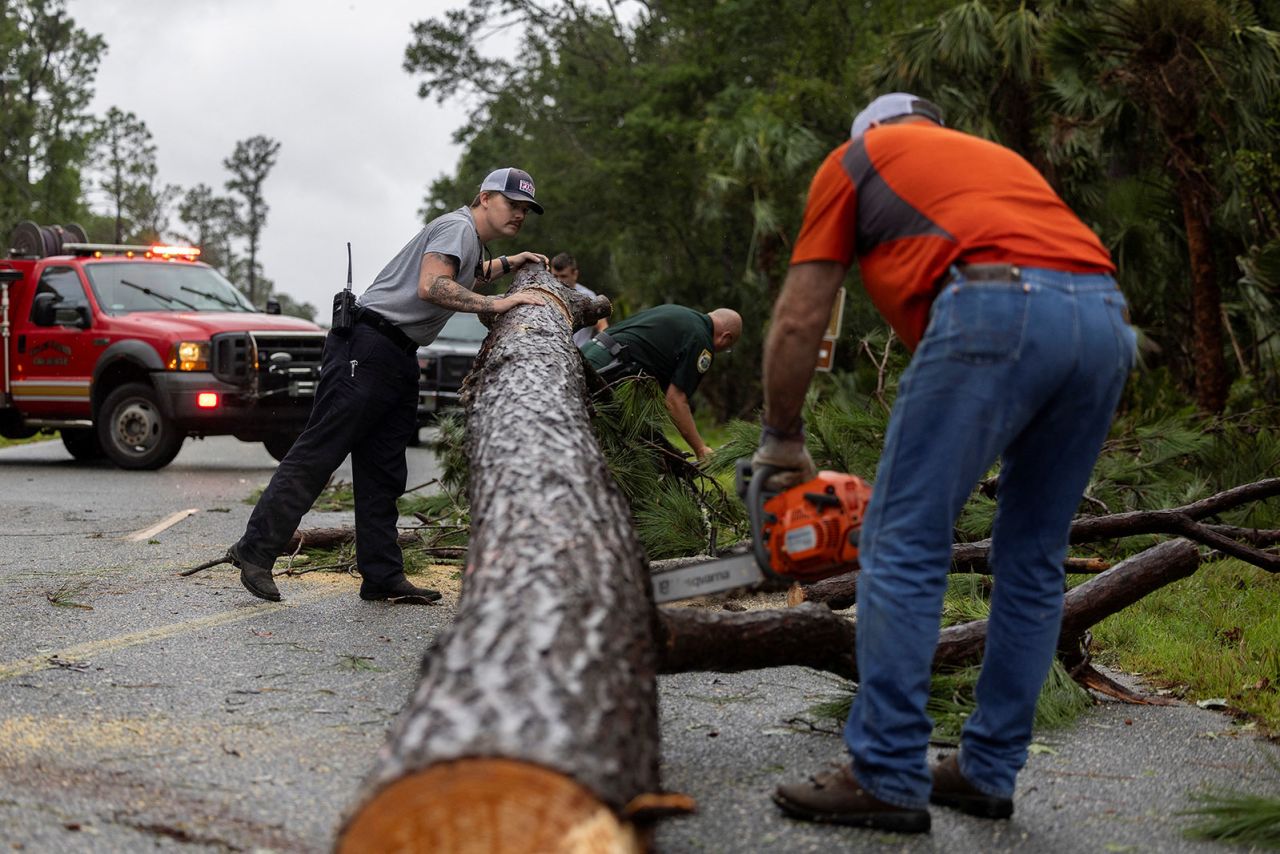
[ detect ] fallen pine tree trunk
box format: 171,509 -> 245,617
657,539 -> 1201,687
338,269 -> 671,853
788,551 -> 1111,610
282,526 -> 420,551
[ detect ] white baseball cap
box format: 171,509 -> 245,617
851,93 -> 944,139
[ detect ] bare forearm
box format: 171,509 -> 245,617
665,386 -> 709,458
420,274 -> 497,312
762,261 -> 846,432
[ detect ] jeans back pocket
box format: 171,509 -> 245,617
941,282 -> 1029,364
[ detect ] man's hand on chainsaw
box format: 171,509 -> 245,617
752,429 -> 817,491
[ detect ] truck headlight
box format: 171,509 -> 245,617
172,341 -> 210,371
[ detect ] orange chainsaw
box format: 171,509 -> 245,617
651,459 -> 873,604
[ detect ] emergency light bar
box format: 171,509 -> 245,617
62,243 -> 202,260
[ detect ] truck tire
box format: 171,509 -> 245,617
262,432 -> 299,462
60,428 -> 105,461
0,410 -> 38,439
97,383 -> 185,470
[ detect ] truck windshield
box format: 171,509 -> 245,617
84,262 -> 256,314
436,311 -> 489,342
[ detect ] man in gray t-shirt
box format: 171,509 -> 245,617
225,167 -> 549,607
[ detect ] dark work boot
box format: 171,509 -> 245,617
773,764 -> 931,833
227,544 -> 281,602
359,576 -> 442,605
930,753 -> 1014,819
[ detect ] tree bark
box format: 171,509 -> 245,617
658,539 -> 1202,680
789,552 -> 1111,610
338,269 -> 657,853
1173,143 -> 1229,414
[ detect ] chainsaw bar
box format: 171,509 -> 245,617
651,552 -> 765,604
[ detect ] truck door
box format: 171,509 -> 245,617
11,265 -> 96,417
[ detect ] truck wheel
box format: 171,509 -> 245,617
262,432 -> 299,462
97,383 -> 185,470
0,410 -> 37,439
60,428 -> 104,461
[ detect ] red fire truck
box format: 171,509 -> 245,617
0,222 -> 327,469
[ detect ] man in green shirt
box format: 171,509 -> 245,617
581,304 -> 742,461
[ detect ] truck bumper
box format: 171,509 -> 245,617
152,372 -> 315,437
417,387 -> 463,425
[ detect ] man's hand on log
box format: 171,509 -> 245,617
508,251 -> 549,271
491,291 -> 548,313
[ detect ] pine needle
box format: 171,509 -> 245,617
1182,786 -> 1280,848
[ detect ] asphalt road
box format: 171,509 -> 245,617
1,434 -> 1276,852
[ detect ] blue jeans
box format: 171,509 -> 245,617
844,267 -> 1136,808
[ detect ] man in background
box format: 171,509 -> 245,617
581,303 -> 741,462
551,252 -> 609,347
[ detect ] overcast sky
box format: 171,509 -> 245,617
68,0 -> 468,318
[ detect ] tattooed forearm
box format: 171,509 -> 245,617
423,275 -> 495,312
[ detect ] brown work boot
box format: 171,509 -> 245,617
359,577 -> 442,605
773,764 -> 931,833
930,753 -> 1014,819
227,544 -> 281,602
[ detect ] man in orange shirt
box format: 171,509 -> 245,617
760,94 -> 1136,833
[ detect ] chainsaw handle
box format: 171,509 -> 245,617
736,458 -> 782,579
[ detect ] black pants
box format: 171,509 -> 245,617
235,322 -> 419,587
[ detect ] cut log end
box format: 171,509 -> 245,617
338,759 -> 645,854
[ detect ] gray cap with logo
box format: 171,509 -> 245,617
480,167 -> 544,215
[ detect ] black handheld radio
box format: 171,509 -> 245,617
332,241 -> 356,335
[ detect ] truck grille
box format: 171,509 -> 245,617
211,330 -> 326,389
438,355 -> 473,389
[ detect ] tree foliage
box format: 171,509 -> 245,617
0,0 -> 103,234
176,183 -> 238,274
406,0 -> 953,418
406,0 -> 1280,418
871,0 -> 1280,413
0,5 -> 313,314
223,135 -> 281,308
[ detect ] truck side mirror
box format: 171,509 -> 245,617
32,292 -> 90,329
55,304 -> 92,329
265,298 -> 281,315
31,292 -> 58,326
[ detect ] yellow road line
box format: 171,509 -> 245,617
0,587 -> 340,683
122,508 -> 200,542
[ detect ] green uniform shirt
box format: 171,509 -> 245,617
583,304 -> 715,396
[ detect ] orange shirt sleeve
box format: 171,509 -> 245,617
790,142 -> 857,267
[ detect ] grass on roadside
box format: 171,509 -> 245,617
0,432 -> 55,449
1181,752 -> 1280,848
1088,557 -> 1280,731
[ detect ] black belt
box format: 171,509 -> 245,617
588,330 -> 640,381
355,307 -> 418,354
593,330 -> 623,356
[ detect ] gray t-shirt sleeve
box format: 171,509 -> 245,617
357,207 -> 481,346
421,217 -> 474,280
